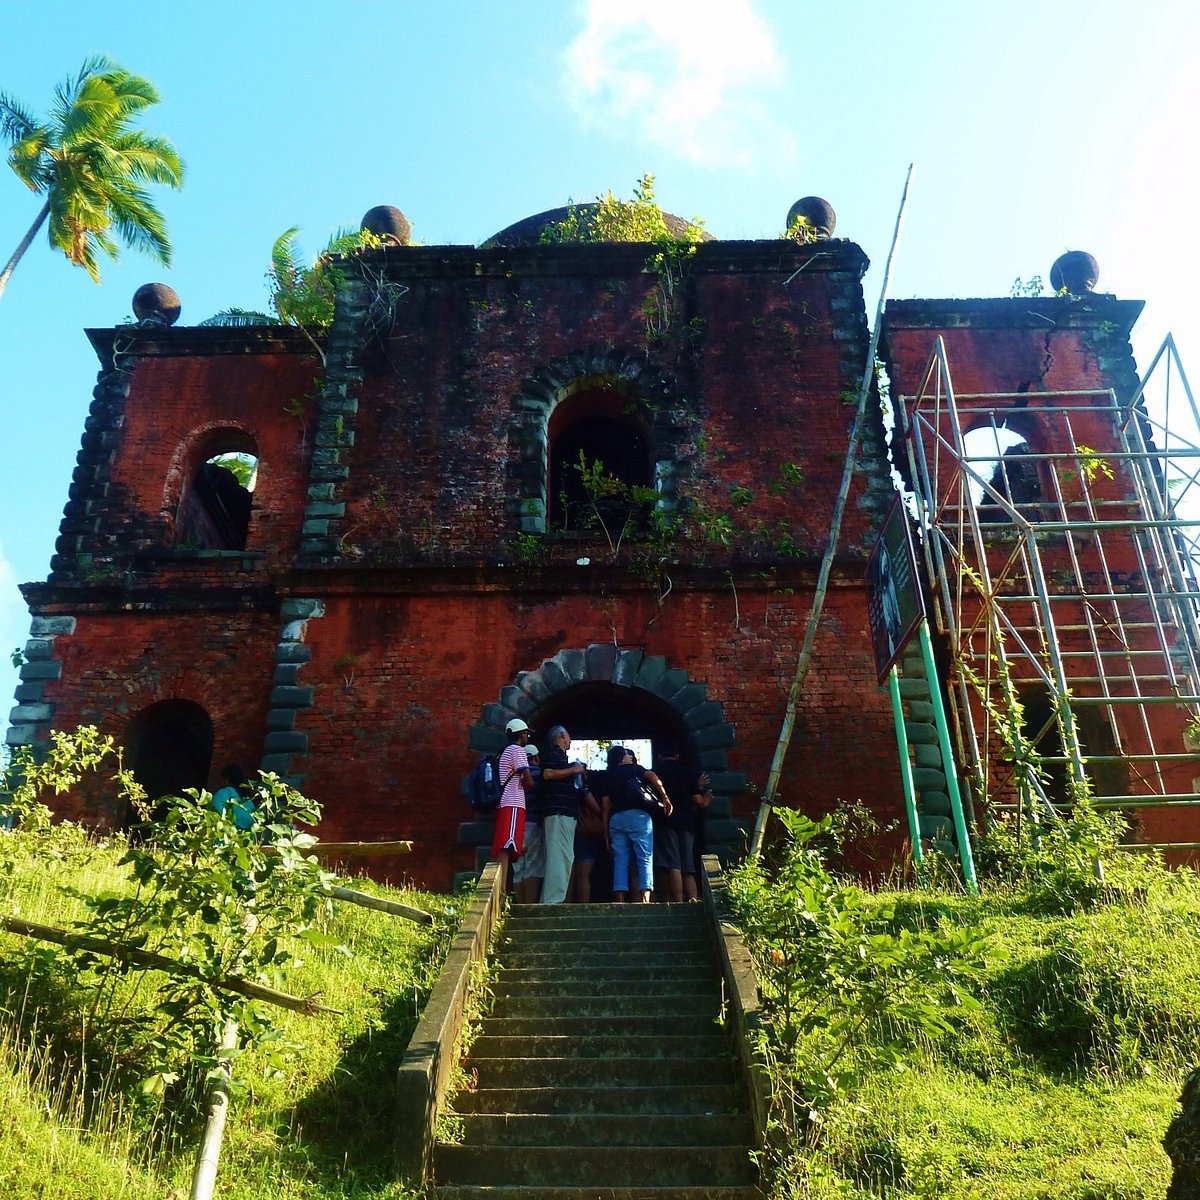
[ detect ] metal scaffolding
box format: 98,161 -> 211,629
895,335 -> 1200,850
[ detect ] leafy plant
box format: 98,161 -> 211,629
1010,276 -> 1045,298
73,774 -> 337,1100
728,808 -> 990,1127
201,225 -> 400,360
541,173 -> 705,342
783,213 -> 819,244
566,450 -> 661,557
1,728 -> 338,1120
208,452 -> 256,489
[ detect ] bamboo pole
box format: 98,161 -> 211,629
749,165 -> 915,861
0,915 -> 342,1016
267,839 -> 413,858
190,1018 -> 238,1200
328,885 -> 433,924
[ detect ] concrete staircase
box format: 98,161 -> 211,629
432,903 -> 760,1199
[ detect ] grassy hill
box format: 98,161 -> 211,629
0,815 -> 458,1200
0,801 -> 1195,1198
728,810 -> 1198,1200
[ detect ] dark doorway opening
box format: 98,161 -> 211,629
124,699 -> 214,827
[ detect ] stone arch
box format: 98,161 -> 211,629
165,422 -> 260,550
466,645 -> 747,861
506,348 -> 691,534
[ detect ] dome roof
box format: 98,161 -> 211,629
482,203 -> 713,249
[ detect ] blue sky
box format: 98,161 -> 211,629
2,0 -> 1199,730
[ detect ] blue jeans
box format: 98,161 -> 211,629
609,808 -> 654,894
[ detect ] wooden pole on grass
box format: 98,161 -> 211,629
328,885 -> 433,924
190,1018 -> 238,1200
0,915 -> 342,1015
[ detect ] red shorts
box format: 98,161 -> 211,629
492,805 -> 526,858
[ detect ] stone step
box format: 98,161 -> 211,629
492,978 -> 721,1002
499,948 -> 717,971
495,965 -> 716,987
492,994 -> 721,1020
499,930 -> 704,950
433,1144 -> 756,1188
470,1034 -> 729,1060
464,1055 -> 735,1090
456,1111 -> 754,1147
474,1015 -> 717,1040
451,1083 -> 746,1116
507,903 -> 708,925
434,1185 -> 761,1200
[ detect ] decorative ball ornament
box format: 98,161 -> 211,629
360,205 -> 412,245
786,196 -> 836,238
1050,251 -> 1099,295
132,282 -> 181,326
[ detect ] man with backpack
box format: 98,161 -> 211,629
512,744 -> 545,903
491,718 -> 534,893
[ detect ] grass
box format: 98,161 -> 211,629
0,824 -> 461,1199
756,870 -> 1200,1199
2,820 -> 1196,1199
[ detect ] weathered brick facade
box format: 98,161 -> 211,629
12,210 -> 1196,885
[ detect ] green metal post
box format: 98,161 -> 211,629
917,621 -> 979,894
888,664 -> 925,881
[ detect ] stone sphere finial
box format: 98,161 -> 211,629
786,196 -> 836,238
1050,251 -> 1099,295
360,205 -> 411,245
132,282 -> 181,326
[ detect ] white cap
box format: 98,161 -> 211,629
505,717 -> 530,734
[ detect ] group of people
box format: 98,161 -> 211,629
490,718 -> 712,904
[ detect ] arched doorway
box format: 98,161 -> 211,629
124,699 -> 215,826
466,645 -> 745,888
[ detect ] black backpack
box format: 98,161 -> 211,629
466,755 -> 503,814
623,770 -> 663,814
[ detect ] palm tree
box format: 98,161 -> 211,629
0,56 -> 183,300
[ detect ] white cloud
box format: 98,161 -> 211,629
563,0 -> 790,168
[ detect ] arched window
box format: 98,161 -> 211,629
547,388 -> 652,532
963,422 -> 1043,525
176,430 -> 259,550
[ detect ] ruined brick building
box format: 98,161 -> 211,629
11,198 -> 1200,887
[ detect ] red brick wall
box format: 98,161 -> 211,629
289,577 -> 896,886
100,351 -> 319,570
37,610 -> 278,824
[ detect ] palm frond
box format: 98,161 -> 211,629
0,95 -> 42,144
198,309 -> 276,328
2,56 -> 181,289
107,185 -> 172,265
